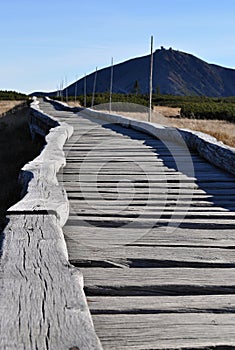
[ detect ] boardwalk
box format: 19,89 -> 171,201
41,100 -> 235,349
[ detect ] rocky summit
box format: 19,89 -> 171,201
34,48 -> 235,97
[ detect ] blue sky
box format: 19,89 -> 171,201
1,0 -> 235,94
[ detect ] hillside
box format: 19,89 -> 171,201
34,48 -> 235,97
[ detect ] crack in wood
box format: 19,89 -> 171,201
71,259 -> 235,269
84,285 -> 235,297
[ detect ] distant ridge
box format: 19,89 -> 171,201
33,48 -> 235,97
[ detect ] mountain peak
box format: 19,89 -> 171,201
34,49 -> 235,97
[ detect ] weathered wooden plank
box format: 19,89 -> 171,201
63,222 -> 235,249
128,228 -> 235,247
68,204 -> 235,213
64,214 -> 235,224
61,182 -> 200,189
62,169 -> 189,175
65,192 -> 235,204
88,295 -> 235,313
62,168 -> 226,178
64,224 -> 235,247
61,175 -> 235,187
92,313 -> 235,349
64,185 -> 235,198
81,267 -> 235,295
68,245 -> 235,267
67,204 -> 235,216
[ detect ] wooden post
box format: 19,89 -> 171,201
91,67 -> 98,109
61,79 -> 64,101
65,76 -> 68,103
75,75 -> 78,103
109,57 -> 114,114
84,73 -> 87,108
149,35 -> 154,122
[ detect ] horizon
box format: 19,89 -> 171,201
1,0 -> 235,94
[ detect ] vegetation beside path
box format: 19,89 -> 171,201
54,93 -> 235,122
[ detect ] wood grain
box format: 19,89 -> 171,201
0,215 -> 102,349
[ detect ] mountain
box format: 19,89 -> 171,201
33,48 -> 235,97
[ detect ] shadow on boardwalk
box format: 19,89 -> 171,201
102,122 -> 235,219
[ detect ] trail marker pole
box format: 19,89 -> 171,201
84,74 -> 87,108
109,57 -> 114,114
91,67 -> 98,109
61,79 -> 64,101
75,75 -> 78,103
149,35 -> 154,122
65,76 -> 68,103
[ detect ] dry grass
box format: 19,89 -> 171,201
66,101 -> 82,108
167,118 -> 235,148
154,106 -> 235,147
64,101 -> 82,107
153,105 -> 181,117
0,100 -> 25,116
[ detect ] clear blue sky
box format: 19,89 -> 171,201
1,0 -> 235,94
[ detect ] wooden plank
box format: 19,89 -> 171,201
88,294 -> 235,313
92,313 -> 235,349
81,267 -> 235,295
68,203 -> 235,212
68,245 -> 235,267
63,221 -> 235,248
128,228 -> 235,247
67,204 -> 235,216
60,175 -> 195,182
63,214 -> 235,224
62,169 -> 188,175
61,182 -> 200,189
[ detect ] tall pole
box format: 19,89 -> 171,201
149,35 -> 154,122
61,79 -> 64,101
65,76 -> 68,103
91,67 -> 98,109
75,75 -> 78,103
109,57 -> 114,114
84,73 -> 87,108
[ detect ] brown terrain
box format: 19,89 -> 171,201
0,103 -> 43,230
0,100 -> 25,116
154,106 -> 235,148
